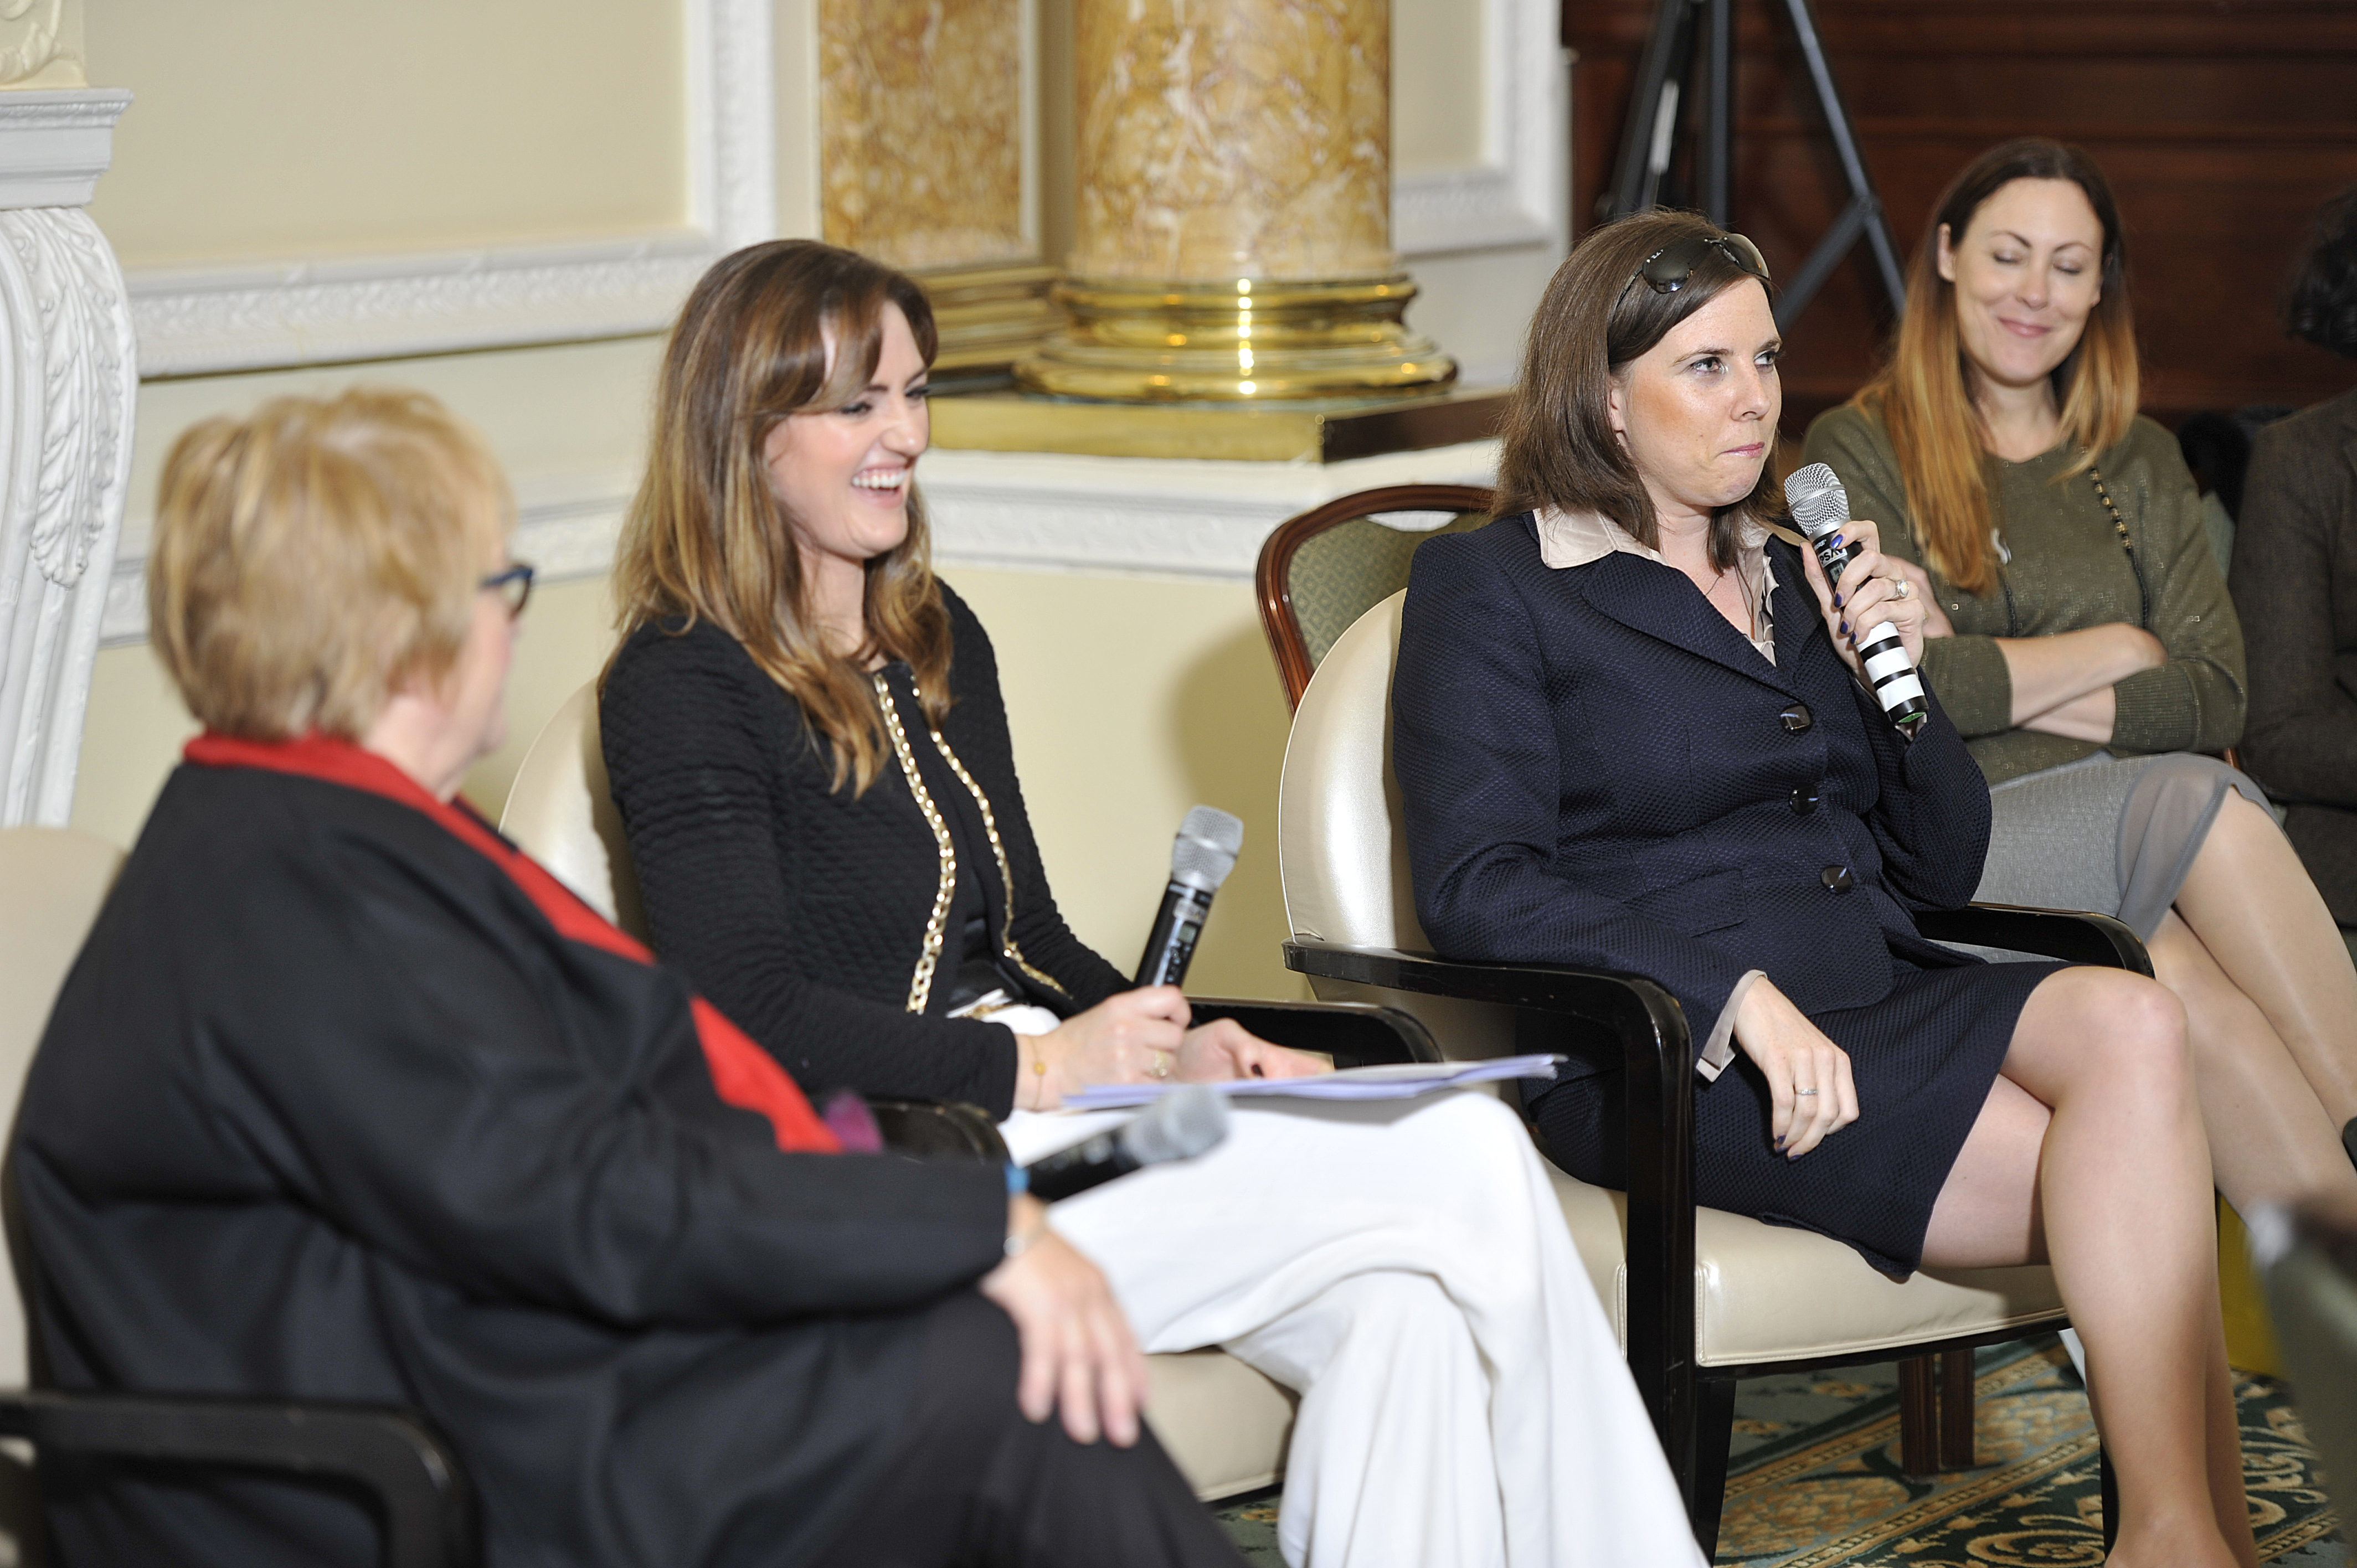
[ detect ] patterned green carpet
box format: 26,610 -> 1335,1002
1212,1335 -> 2347,1565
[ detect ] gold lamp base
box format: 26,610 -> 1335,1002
1014,274 -> 1457,401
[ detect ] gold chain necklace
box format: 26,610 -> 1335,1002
873,673 -> 956,1014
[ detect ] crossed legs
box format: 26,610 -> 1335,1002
2149,791 -> 2357,1209
1922,967 -> 2253,1567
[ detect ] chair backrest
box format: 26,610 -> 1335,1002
498,681 -> 649,940
1277,590 -> 1424,953
0,828 -> 126,1386
1255,483 -> 1493,709
1275,592 -> 1518,1061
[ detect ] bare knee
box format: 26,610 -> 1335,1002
2024,969 -> 2190,1097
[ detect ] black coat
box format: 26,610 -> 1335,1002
14,745 -> 1007,1567
600,587 -> 1129,1118
1393,516 -> 2041,1273
2232,384 -> 2357,924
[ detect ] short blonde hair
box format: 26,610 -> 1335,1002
149,388 -> 512,740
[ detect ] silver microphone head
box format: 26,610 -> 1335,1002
1783,461 -> 1850,540
1119,1084 -> 1231,1165
1170,805 -> 1244,893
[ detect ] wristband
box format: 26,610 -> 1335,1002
1005,1163 -> 1030,1196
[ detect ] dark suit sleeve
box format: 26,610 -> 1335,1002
1392,537 -> 1756,1052
2234,417 -> 2357,804
194,829 -> 1010,1330
1843,676 -> 1993,912
601,628 -> 1022,1114
939,587 -> 1128,1008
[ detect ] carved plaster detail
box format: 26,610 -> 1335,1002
127,0 -> 776,378
0,203 -> 136,826
0,0 -> 65,87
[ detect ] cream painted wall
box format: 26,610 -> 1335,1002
76,336 -> 666,848
944,567 -> 1307,1002
1406,242 -> 1558,389
1393,0 -> 1485,176
86,0 -> 689,267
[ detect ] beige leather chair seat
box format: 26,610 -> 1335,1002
502,683 -> 1298,1500
1275,592 -> 2067,1376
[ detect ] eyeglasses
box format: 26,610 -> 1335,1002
1618,232 -> 1772,307
480,562 -> 536,620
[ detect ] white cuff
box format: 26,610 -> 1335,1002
1697,970 -> 1766,1082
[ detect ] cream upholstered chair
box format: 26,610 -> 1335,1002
501,682 -> 1306,1500
1277,592 -> 2148,1551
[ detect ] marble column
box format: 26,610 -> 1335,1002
0,4 -> 135,828
1017,0 -> 1453,401
818,0 -> 1056,378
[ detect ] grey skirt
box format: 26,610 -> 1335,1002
1975,751 -> 2271,940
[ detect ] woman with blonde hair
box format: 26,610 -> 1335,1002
599,239 -> 1708,1568
20,386 -> 1250,1568
1803,138 -> 2357,1206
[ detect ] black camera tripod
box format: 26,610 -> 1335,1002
1604,0 -> 1908,327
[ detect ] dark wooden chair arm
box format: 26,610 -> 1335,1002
1912,901 -> 2153,976
1279,941 -> 1699,1452
869,1099 -> 1011,1163
1187,996 -> 1441,1067
0,1390 -> 475,1568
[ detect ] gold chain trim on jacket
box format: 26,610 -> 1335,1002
873,674 -> 956,1013
929,729 -> 1073,1000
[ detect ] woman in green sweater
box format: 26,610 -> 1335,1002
1803,138 -> 2357,1206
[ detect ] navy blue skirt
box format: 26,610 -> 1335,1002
1530,956 -> 2064,1276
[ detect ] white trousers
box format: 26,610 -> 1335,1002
1009,1091 -> 1705,1568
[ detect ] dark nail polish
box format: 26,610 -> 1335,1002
1829,534 -> 1844,550
1839,620 -> 1849,635
1774,1136 -> 1786,1151
1833,593 -> 1844,608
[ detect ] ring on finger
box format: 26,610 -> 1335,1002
1150,1052 -> 1172,1080
1892,577 -> 1912,599
1794,1087 -> 1819,1096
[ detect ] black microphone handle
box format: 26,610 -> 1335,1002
1134,880 -> 1216,988
1026,1131 -> 1144,1202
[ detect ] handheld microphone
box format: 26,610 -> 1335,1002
1024,1085 -> 1231,1201
1134,806 -> 1244,988
1783,462 -> 1930,737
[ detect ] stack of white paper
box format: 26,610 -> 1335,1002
1061,1054 -> 1566,1112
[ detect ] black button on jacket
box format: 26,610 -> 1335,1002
1392,513 -> 1993,1062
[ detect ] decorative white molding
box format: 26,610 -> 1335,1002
1393,0 -> 1567,260
0,86 -> 125,208
0,193 -> 137,826
100,442 -> 1502,647
127,0 -> 776,378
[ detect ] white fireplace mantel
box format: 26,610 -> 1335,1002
0,86 -> 134,828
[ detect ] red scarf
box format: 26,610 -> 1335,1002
184,732 -> 841,1154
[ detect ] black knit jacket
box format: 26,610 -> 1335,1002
601,586 -> 1128,1117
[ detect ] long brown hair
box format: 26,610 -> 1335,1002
1859,138 -> 2139,595
1495,210 -> 1781,572
611,240 -> 952,794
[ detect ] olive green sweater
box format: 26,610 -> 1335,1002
1801,403 -> 2246,786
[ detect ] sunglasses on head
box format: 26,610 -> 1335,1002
1618,233 -> 1772,306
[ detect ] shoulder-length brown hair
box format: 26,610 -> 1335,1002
611,240 -> 951,795
1859,138 -> 2138,595
1495,209 -> 1781,572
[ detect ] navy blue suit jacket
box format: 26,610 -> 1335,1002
1393,513 -> 1992,1062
